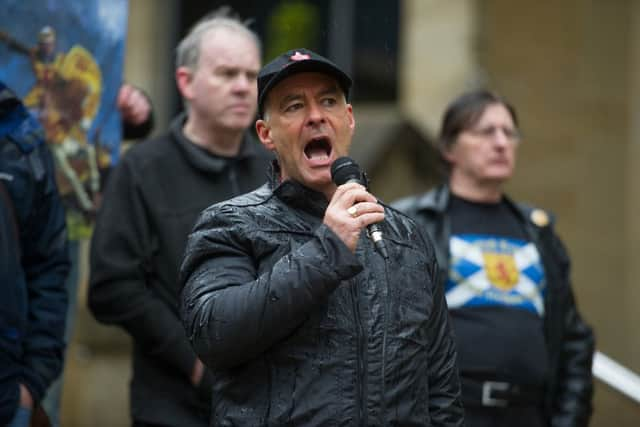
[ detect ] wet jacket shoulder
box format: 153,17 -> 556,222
180,177 -> 463,426
393,184 -> 594,427
0,82 -> 69,419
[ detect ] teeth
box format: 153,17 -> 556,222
303,135 -> 332,161
306,145 -> 329,160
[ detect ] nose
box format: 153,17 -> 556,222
306,100 -> 326,126
493,129 -> 510,147
232,73 -> 253,93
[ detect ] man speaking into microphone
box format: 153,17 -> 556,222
179,48 -> 463,426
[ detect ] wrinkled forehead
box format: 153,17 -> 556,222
265,72 -> 343,108
455,102 -> 510,134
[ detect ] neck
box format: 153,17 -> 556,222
183,115 -> 244,157
323,185 -> 337,202
449,175 -> 503,203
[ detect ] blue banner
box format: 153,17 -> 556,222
0,0 -> 128,237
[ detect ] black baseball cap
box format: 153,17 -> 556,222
257,48 -> 352,117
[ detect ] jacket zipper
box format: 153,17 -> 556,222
381,258 -> 389,426
229,162 -> 239,194
350,278 -> 367,426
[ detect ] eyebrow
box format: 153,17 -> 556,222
278,93 -> 304,111
317,85 -> 341,99
215,65 -> 259,74
277,84 -> 342,111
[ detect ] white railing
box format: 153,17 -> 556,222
593,351 -> 640,403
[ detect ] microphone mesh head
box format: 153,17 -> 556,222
331,157 -> 361,185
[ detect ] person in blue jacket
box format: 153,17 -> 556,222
0,81 -> 69,427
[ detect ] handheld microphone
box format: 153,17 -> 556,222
331,157 -> 389,259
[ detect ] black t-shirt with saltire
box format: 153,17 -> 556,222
446,194 -> 548,387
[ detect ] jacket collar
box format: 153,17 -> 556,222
268,160 -> 329,218
413,183 -> 451,213
170,113 -> 260,174
422,183 -> 545,229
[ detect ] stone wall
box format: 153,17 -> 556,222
401,0 -> 640,424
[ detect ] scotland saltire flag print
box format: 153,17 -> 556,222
445,234 -> 546,316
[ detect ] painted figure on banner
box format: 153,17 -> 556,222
0,1 -> 128,239
1,26 -> 103,213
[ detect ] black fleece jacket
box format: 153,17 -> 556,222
88,114 -> 272,427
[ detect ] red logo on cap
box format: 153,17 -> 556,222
290,51 -> 311,61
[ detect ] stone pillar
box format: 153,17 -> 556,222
61,2 -> 178,426
124,0 -> 178,132
400,0 -> 480,137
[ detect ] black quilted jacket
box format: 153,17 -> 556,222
180,173 -> 464,426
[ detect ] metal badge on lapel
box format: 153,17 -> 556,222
530,209 -> 549,227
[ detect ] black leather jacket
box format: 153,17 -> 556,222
393,184 -> 594,427
180,172 -> 464,426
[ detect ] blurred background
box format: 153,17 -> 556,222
61,0 -> 640,425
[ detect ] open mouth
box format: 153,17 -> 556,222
304,137 -> 332,161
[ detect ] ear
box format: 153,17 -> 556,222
256,119 -> 276,152
346,104 -> 355,136
441,143 -> 456,165
175,66 -> 193,100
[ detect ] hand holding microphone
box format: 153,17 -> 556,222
325,157 -> 389,258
